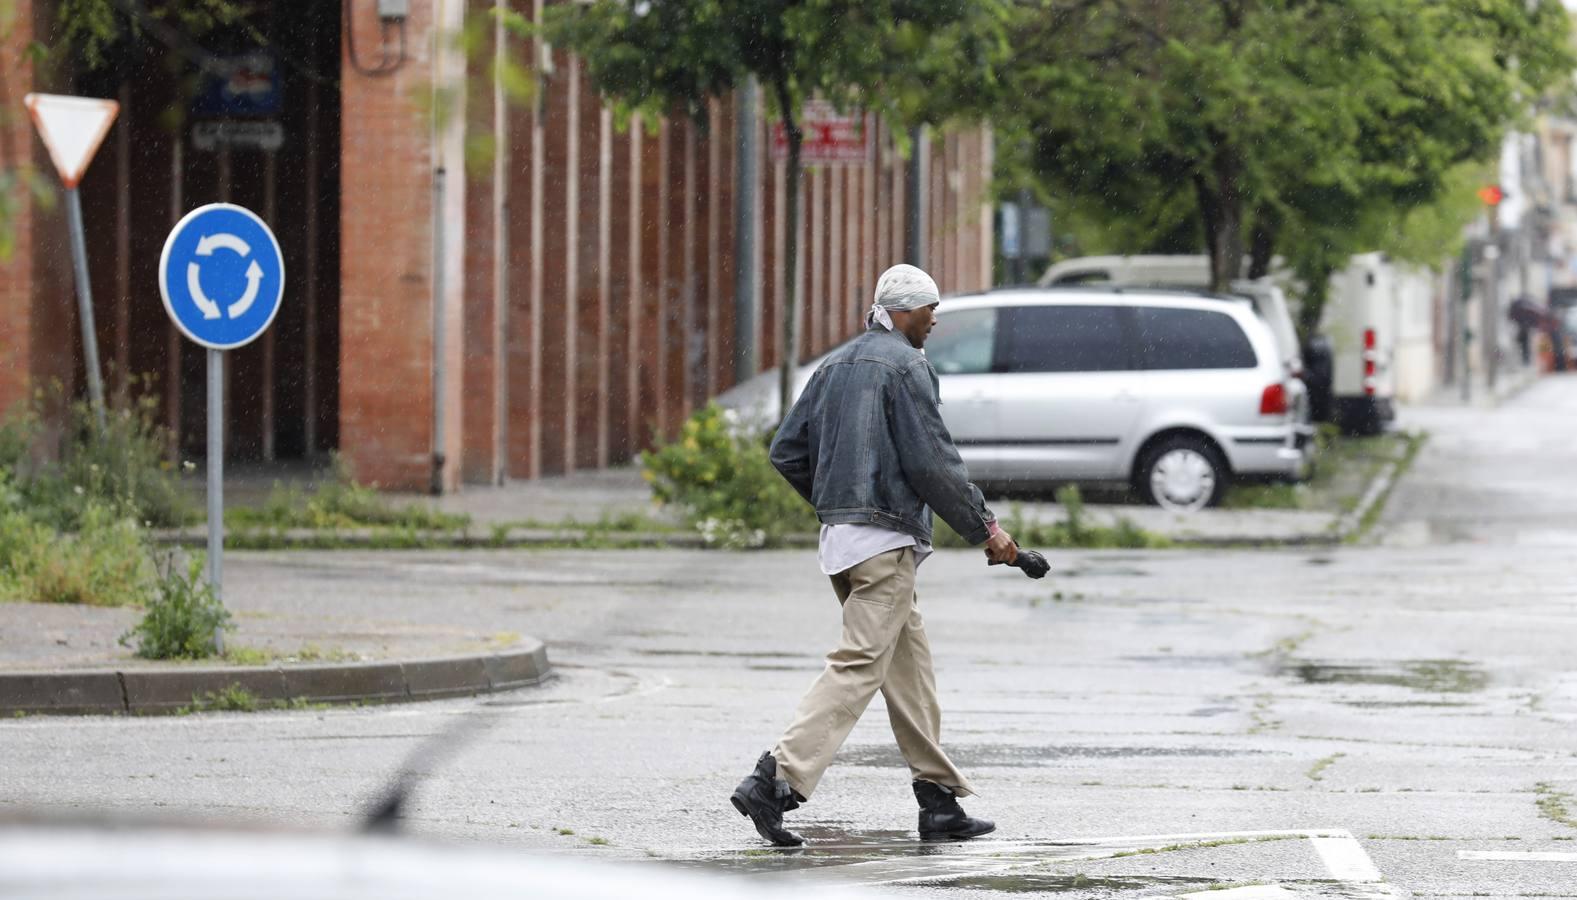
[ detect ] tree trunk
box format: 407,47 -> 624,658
1194,146 -> 1244,292
1247,205 -> 1278,280
1295,263 -> 1335,345
776,92 -> 803,423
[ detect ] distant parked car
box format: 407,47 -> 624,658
717,287 -> 1313,511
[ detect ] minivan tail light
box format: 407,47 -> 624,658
1362,328 -> 1377,395
1260,383 -> 1289,416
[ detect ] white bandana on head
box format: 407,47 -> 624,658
867,264 -> 940,330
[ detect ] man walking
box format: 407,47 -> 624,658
730,264 -> 1017,846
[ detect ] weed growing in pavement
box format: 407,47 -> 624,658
556,827 -> 575,836
1108,835 -> 1296,858
1306,752 -> 1346,782
119,554 -> 231,660
177,684 -> 259,714
585,836 -> 610,846
1535,782 -> 1577,830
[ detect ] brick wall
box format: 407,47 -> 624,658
0,0 -> 35,415
338,0 -> 993,490
338,0 -> 466,491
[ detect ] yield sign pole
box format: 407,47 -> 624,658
24,93 -> 120,430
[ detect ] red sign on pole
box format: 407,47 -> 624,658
772,101 -> 870,165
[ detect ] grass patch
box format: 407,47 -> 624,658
1348,431 -> 1427,543
1,499 -> 158,607
1223,425 -> 1410,512
227,454 -> 469,533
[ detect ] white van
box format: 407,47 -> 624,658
1321,253 -> 1397,434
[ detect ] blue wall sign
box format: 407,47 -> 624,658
159,203 -> 284,350
193,52 -> 282,118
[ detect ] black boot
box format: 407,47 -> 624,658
730,752 -> 805,846
914,780 -> 994,841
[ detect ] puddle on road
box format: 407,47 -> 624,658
1058,566 -> 1151,579
1338,699 -> 1472,709
631,649 -> 805,659
834,743 -> 1266,769
1280,658 -> 1489,694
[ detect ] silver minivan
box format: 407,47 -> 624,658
925,288 -> 1311,509
717,287 -> 1313,510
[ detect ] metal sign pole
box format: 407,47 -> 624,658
207,347 -> 225,654
65,187 -> 107,430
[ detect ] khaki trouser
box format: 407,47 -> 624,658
771,546 -> 974,800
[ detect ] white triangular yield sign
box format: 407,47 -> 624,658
24,93 -> 119,189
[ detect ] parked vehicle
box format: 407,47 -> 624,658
1320,253 -> 1399,435
717,287 -> 1313,511
1038,254 -> 1304,377
1037,253 -> 1408,434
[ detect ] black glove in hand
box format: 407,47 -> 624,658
990,548 -> 1050,579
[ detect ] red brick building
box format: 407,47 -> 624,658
0,1 -> 994,492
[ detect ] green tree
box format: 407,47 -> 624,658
994,0 -> 1572,328
534,0 -> 1007,419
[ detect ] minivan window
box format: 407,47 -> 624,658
1135,307 -> 1257,370
999,305 -> 1132,373
927,307 -> 997,375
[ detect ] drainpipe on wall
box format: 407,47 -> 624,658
733,77 -> 760,382
905,125 -> 929,268
430,0 -> 449,495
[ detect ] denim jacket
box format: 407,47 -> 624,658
769,327 -> 996,546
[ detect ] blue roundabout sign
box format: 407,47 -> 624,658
159,203 -> 284,350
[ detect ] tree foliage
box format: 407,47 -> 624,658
533,0 -> 1009,417
994,0 -> 1574,326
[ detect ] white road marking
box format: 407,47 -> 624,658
1459,850 -> 1577,862
1310,833 -> 1385,881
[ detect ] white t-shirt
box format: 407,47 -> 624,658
818,523 -> 933,576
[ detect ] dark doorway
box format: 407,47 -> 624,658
72,1 -> 342,463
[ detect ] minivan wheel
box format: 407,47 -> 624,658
1137,436 -> 1227,511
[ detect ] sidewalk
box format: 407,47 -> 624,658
0,553 -> 551,714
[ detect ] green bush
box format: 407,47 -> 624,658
0,498 -> 157,607
119,554 -> 231,660
640,405 -> 817,548
0,381 -> 193,530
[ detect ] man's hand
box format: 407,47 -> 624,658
984,530 -> 1018,565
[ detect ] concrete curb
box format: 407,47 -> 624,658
0,639 -> 551,716
150,527 -> 820,551
1329,432 -> 1423,543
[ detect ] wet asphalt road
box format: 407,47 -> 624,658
4,377 -> 1577,899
